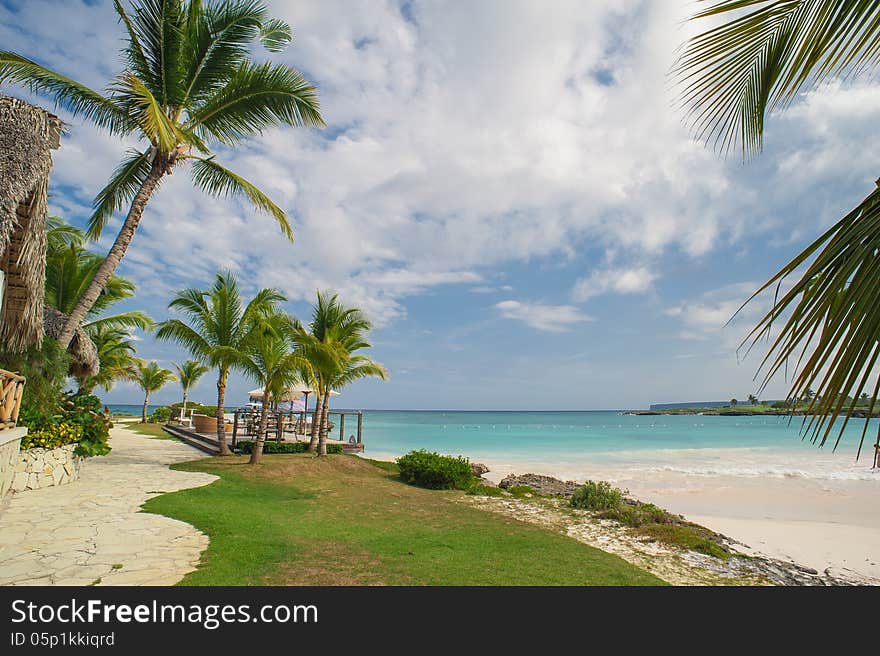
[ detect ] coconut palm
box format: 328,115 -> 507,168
239,311 -> 313,464
45,218 -> 154,335
155,270 -> 283,454
173,359 -> 209,422
133,360 -> 176,423
0,0 -> 324,349
296,291 -> 387,455
78,325 -> 140,394
676,2 -> 880,456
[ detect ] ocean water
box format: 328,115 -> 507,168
107,404 -> 157,416
359,410 -> 880,482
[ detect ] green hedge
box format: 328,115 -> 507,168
570,480 -> 623,511
236,441 -> 343,455
396,450 -> 475,490
149,406 -> 171,423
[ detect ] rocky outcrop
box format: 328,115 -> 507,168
499,473 -> 581,497
470,462 -> 490,476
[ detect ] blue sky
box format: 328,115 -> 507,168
3,0 -> 880,410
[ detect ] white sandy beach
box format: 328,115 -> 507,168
468,448 -> 880,582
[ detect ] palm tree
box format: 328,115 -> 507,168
747,394 -> 759,406
239,312 -> 313,464
296,292 -> 387,455
133,360 -> 176,423
79,325 -> 140,394
676,2 -> 880,456
730,398 -> 738,408
156,270 -> 283,454
173,359 -> 209,422
0,0 -> 324,349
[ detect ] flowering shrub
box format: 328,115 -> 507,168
20,422 -> 83,450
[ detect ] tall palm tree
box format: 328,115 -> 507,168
173,359 -> 209,422
676,2 -> 880,457
239,311 -> 313,464
45,218 -> 154,335
0,0 -> 324,348
78,325 -> 140,394
133,360 -> 176,423
156,270 -> 283,454
296,291 -> 387,455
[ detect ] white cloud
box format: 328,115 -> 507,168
572,266 -> 656,302
495,300 -> 593,332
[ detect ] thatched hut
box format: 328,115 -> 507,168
0,94 -> 61,351
0,95 -> 98,377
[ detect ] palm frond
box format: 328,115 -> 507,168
675,1 -> 880,157
83,310 -> 155,333
187,60 -> 324,143
0,51 -> 131,136
740,186 -> 880,454
88,148 -> 153,239
260,17 -> 292,52
190,156 -> 292,238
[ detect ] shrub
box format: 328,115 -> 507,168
599,502 -> 673,528
150,406 -> 171,423
570,480 -> 624,511
62,392 -> 112,457
20,422 -> 83,450
465,482 -> 506,497
172,402 -> 218,416
507,485 -> 537,498
636,524 -> 729,559
236,441 -> 343,455
396,450 -> 475,490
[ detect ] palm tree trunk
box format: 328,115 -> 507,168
307,384 -> 322,453
141,391 -> 149,423
317,390 -> 330,456
249,383 -> 271,465
216,368 -> 231,456
181,389 -> 188,422
57,159 -> 165,348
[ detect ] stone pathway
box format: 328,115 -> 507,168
0,423 -> 217,586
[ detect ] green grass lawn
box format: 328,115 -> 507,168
123,422 -> 177,439
143,454 -> 665,586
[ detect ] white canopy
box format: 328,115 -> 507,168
248,386 -> 338,401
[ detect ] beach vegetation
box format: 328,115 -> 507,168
0,0 -> 324,349
570,480 -> 624,511
236,441 -> 343,455
677,2 -> 880,457
506,485 -> 537,499
397,450 -> 475,490
149,406 -> 172,423
132,361 -> 176,423
143,454 -> 664,585
156,271 -> 285,454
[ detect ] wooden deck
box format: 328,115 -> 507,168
162,423 -> 365,455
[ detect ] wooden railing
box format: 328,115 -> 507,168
0,368 -> 25,430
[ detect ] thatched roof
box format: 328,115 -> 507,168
43,307 -> 99,378
0,95 -> 62,352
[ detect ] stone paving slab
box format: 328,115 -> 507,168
0,424 -> 217,586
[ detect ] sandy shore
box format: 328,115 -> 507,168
457,451 -> 880,582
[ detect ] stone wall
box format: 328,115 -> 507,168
10,443 -> 82,493
0,426 -> 25,497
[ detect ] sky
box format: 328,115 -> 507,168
3,0 -> 880,410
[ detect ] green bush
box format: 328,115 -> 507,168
465,482 -> 506,497
150,406 -> 171,423
599,502 -> 673,528
396,450 -> 475,490
236,441 -> 343,455
172,402 -> 218,416
62,392 -> 112,457
570,480 -> 624,511
20,422 -> 83,450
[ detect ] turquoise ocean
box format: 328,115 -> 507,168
107,405 -> 880,481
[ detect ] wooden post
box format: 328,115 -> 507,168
357,411 -> 363,444
339,413 -> 345,441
